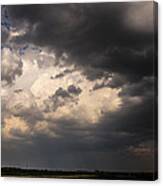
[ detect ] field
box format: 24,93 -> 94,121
1,167 -> 157,180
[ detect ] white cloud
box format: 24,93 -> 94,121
31,66 -> 122,124
7,90 -> 36,115
1,47 -> 23,84
2,116 -> 31,140
48,87 -> 122,124
2,45 -> 123,141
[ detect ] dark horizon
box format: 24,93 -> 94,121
1,167 -> 157,180
1,166 -> 156,173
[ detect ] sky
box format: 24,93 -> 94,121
1,1 -> 157,172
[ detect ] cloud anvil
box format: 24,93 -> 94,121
1,1 -> 158,180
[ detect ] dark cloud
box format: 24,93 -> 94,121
55,87 -> 71,98
14,89 -> 23,93
43,85 -> 81,112
68,85 -> 82,95
54,86 -> 82,97
6,2 -> 156,82
109,73 -> 127,88
1,29 -> 9,44
44,89 -> 69,112
14,107 -> 44,126
120,76 -> 155,97
54,69 -> 75,79
98,97 -> 155,146
54,73 -> 64,79
92,73 -> 127,90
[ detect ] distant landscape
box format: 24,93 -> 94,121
1,167 -> 157,180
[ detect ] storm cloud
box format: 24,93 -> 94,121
7,2 -> 156,81
1,1 -> 157,173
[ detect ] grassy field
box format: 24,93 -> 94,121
1,167 -> 157,180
